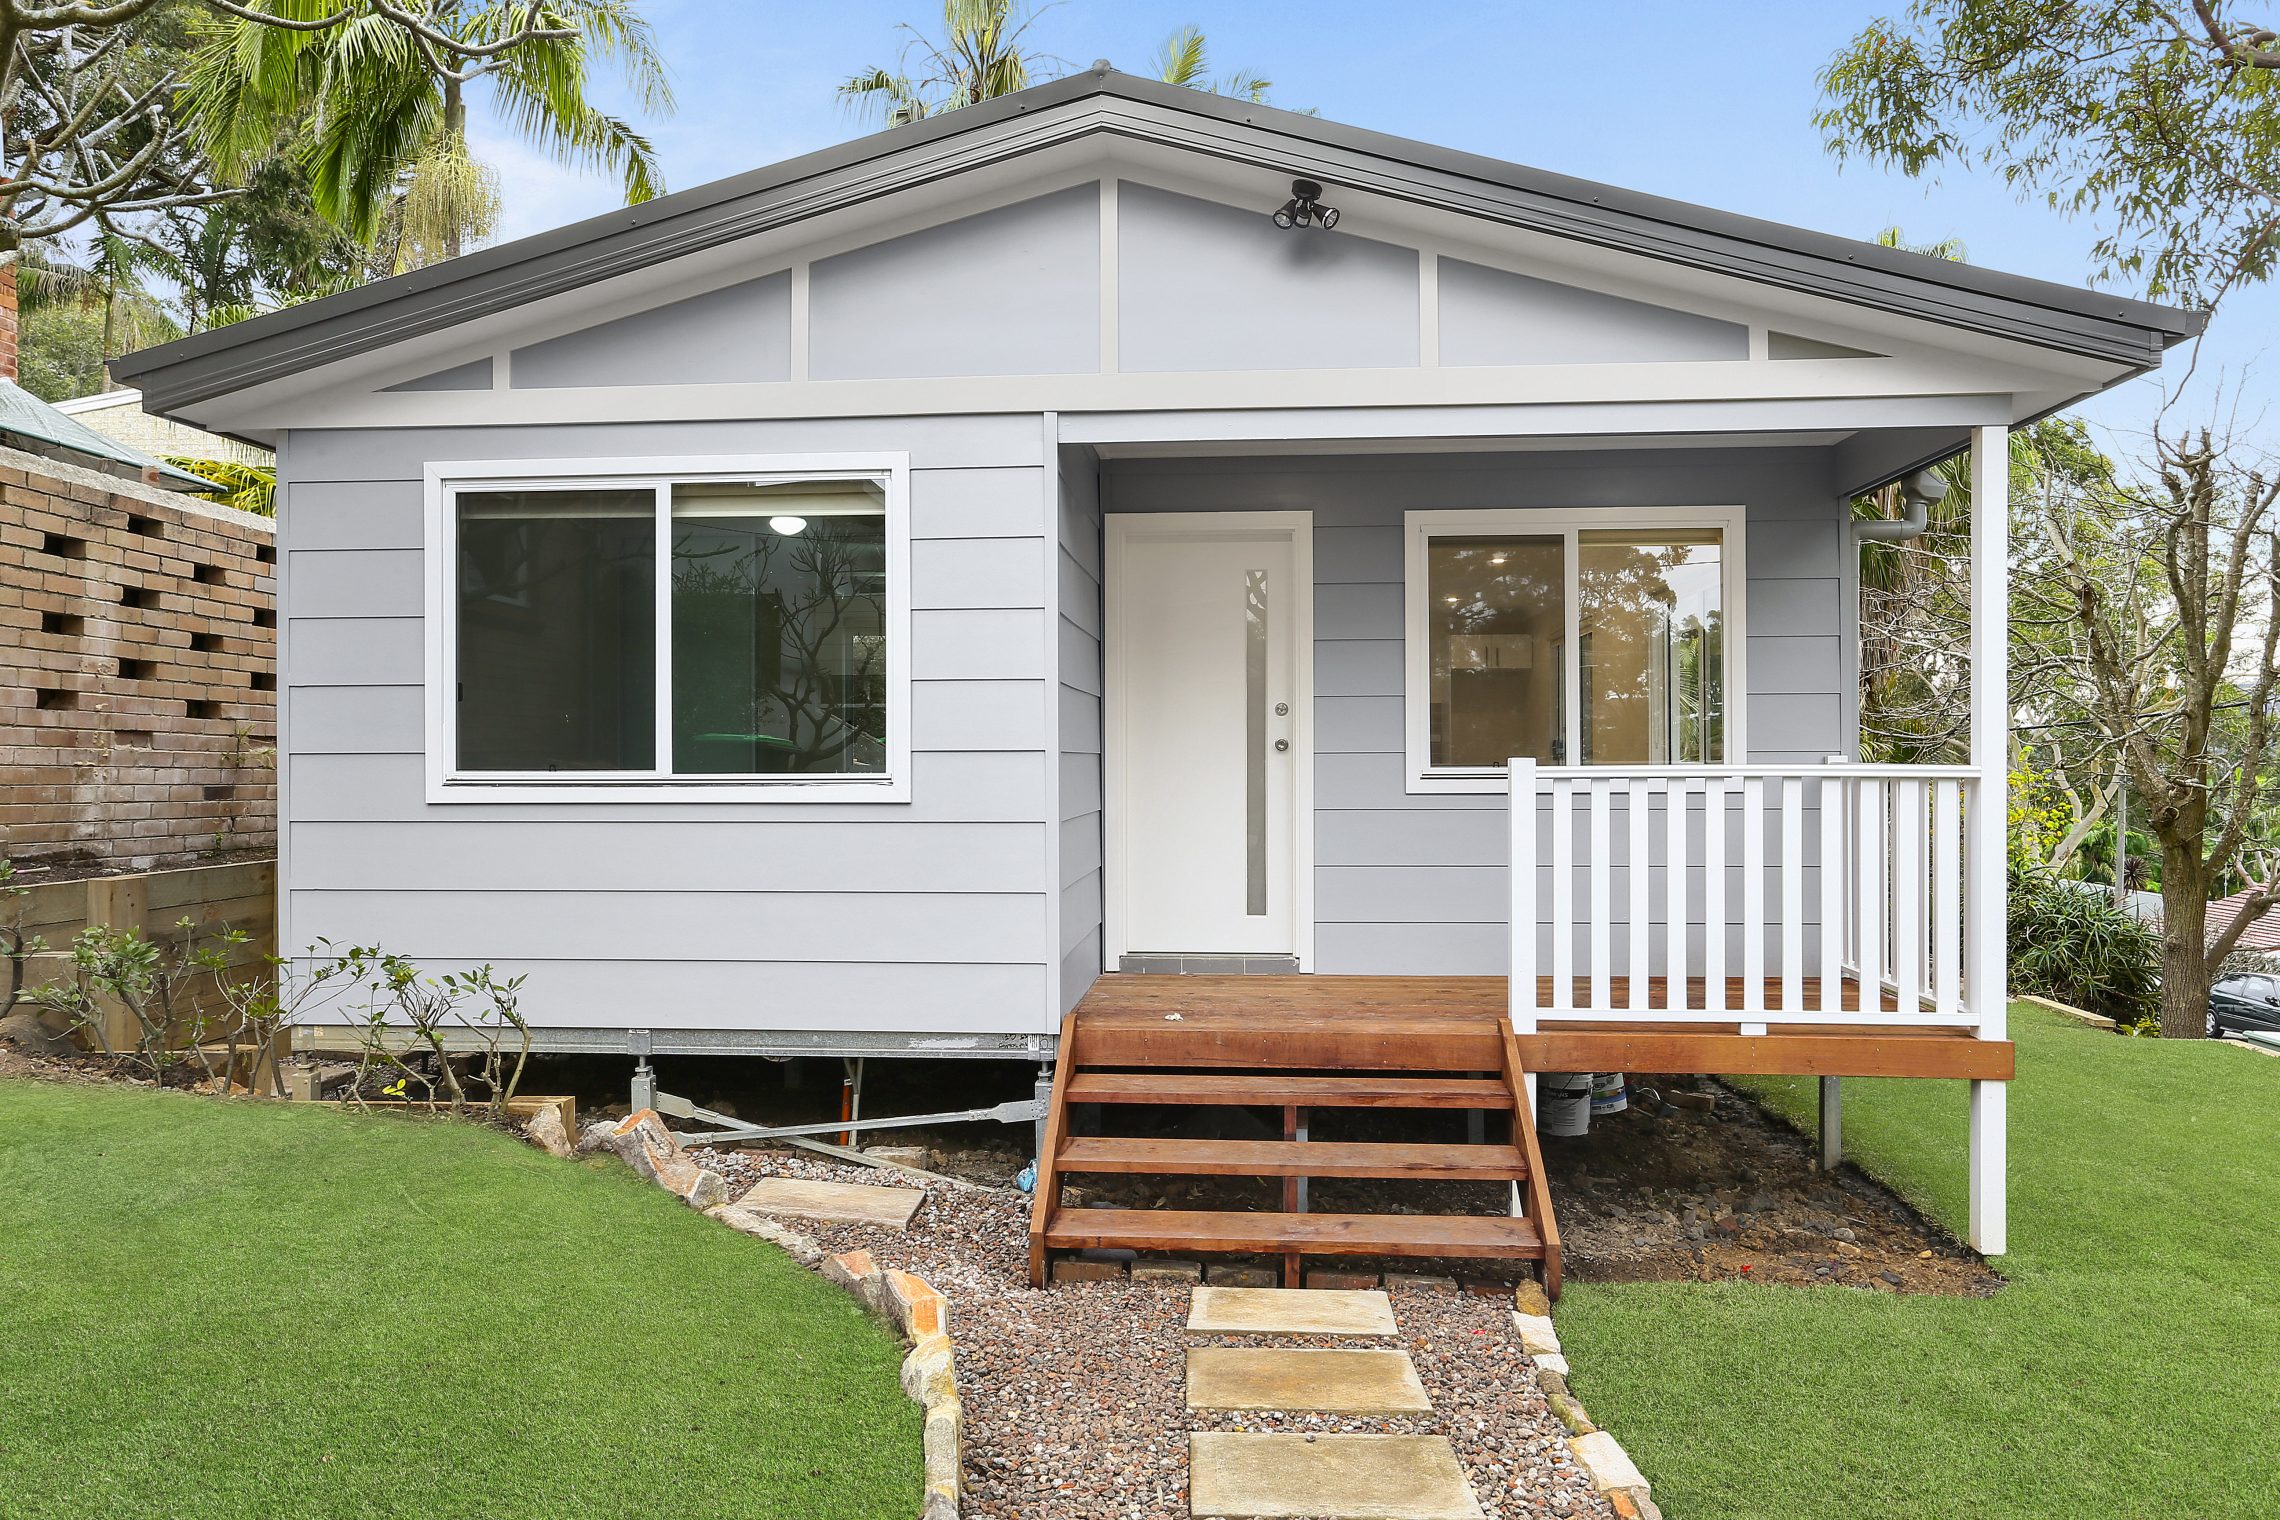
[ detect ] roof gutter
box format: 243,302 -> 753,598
111,68 -> 2208,419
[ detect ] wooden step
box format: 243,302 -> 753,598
1057,1136 -> 1527,1180
1042,1206 -> 1545,1261
1064,1072 -> 1514,1109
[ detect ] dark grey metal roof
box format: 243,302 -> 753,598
113,68 -> 2204,413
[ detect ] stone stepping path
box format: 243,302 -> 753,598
734,1176 -> 924,1229
1187,1285 -> 1399,1336
1191,1433 -> 1484,1520
1186,1347 -> 1431,1415
1183,1288 -> 1485,1520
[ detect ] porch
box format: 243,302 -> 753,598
1030,966 -> 2013,1291
1070,973 -> 2016,1082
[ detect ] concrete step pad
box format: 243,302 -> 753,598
1187,1285 -> 1397,1336
734,1177 -> 923,1229
1189,1432 -> 1484,1519
1186,1347 -> 1430,1414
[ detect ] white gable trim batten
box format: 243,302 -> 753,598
421,452 -> 912,804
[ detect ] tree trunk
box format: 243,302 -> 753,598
443,80 -> 466,262
2158,843 -> 2213,1038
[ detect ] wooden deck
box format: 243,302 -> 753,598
1025,974 -> 2015,1290
1072,974 -> 2015,1080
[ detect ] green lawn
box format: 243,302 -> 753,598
0,1080 -> 920,1520
1556,1004 -> 2280,1519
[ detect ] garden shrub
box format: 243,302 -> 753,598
2007,864 -> 2161,1024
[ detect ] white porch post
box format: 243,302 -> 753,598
1509,755 -> 1539,1034
1966,424 -> 2010,1255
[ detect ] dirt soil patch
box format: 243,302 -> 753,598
1543,1080 -> 2000,1295
697,1144 -> 1614,1520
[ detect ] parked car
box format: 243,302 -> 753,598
2209,973 -> 2280,1037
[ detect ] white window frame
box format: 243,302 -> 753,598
1402,505 -> 1748,794
423,452 -> 912,804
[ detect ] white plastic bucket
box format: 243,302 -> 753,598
1536,1072 -> 1592,1136
1590,1072 -> 1628,1117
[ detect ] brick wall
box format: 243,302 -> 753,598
1,443 -> 276,872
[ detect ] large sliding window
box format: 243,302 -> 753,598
1406,508 -> 1740,789
429,455 -> 908,801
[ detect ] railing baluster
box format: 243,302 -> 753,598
1933,777 -> 1962,1020
1742,777 -> 1766,1031
1665,780 -> 1690,1013
1819,774 -> 1845,1015
1509,758 -> 1538,1034
1856,779 -> 1885,1016
1627,779 -> 1651,1011
1519,764 -> 1975,1026
1589,781 -> 1612,1013
1893,779 -> 1924,1018
1703,779 -> 1727,1014
1781,774 -> 1804,1015
1551,780 -> 1574,1012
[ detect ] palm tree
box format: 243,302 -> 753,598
1149,24 -> 1273,104
166,456 -> 276,516
841,6 -> 1280,125
184,1 -> 674,270
838,0 -> 1048,127
15,239 -> 181,391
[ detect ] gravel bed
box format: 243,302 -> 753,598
698,1145 -> 1613,1520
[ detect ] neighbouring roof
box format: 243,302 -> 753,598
2208,890 -> 2280,953
54,386 -> 275,468
111,67 -> 2204,415
0,381 -> 215,490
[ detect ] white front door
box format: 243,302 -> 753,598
1105,511 -> 1312,962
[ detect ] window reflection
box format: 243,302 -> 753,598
1578,529 -> 1724,764
1427,535 -> 1566,767
670,480 -> 888,775
456,489 -> 656,772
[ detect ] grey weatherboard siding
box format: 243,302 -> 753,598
1095,448 -> 1849,977
280,418 -> 1060,1035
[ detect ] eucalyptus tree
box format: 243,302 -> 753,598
2013,419 -> 2280,1036
1818,1 -> 2280,308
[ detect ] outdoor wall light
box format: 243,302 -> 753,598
1271,178 -> 1339,230
767,515 -> 808,536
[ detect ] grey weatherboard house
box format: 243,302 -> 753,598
115,68 -> 2199,1257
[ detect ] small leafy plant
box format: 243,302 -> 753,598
2008,864 -> 2162,1026
21,918 -> 236,1087
330,946 -> 531,1121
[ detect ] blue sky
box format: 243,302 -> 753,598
468,0 -> 2276,445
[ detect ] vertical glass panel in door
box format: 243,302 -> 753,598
1427,535 -> 1566,767
671,479 -> 889,775
456,488 -> 656,771
1577,528 -> 1724,764
1244,567 -> 1268,916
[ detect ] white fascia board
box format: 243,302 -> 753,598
204,357 -> 2033,439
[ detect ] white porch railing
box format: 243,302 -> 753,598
1507,757 -> 1990,1031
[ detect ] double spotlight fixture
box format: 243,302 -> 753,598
1270,177 -> 1340,231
